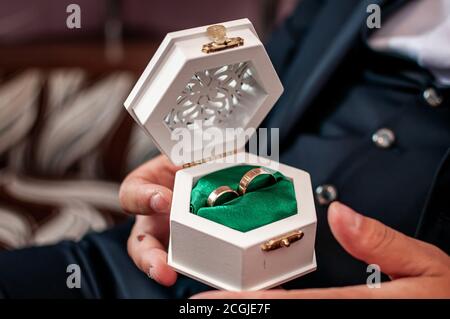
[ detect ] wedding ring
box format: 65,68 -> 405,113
238,167 -> 277,195
207,186 -> 239,207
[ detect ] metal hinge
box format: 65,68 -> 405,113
182,149 -> 237,169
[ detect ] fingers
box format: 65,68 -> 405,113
138,248 -> 177,287
194,202 -> 450,299
191,289 -> 290,299
191,276 -> 450,299
191,287 -> 377,299
122,155 -> 179,286
119,155 -> 180,215
119,178 -> 173,215
128,154 -> 180,189
128,216 -> 177,286
327,201 -> 450,279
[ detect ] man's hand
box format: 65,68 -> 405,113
120,158 -> 450,297
192,202 -> 450,299
119,154 -> 180,286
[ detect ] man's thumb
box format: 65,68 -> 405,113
327,201 -> 446,279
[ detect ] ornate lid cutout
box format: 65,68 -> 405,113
164,61 -> 264,131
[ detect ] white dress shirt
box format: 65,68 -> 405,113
370,0 -> 450,85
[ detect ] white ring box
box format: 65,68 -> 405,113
124,19 -> 317,291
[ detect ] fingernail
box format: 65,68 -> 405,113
147,265 -> 155,280
333,202 -> 362,232
150,192 -> 169,213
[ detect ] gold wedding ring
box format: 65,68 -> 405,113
207,186 -> 240,207
238,167 -> 277,195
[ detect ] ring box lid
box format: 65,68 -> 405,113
124,19 -> 283,166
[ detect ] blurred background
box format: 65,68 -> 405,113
0,0 -> 298,250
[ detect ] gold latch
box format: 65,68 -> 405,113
202,25 -> 244,53
261,230 -> 304,252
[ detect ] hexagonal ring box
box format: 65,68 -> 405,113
124,19 -> 317,291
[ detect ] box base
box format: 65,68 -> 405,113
168,249 -> 317,292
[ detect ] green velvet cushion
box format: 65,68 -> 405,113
190,165 -> 297,232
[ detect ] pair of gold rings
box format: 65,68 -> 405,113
206,167 -> 277,207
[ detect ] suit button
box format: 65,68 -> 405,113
315,184 -> 338,205
372,128 -> 395,148
423,87 -> 443,107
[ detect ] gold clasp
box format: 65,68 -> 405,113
261,230 -> 304,252
202,25 -> 244,53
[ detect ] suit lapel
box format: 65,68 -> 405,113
267,0 -> 386,141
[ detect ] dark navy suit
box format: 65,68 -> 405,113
0,0 -> 448,298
